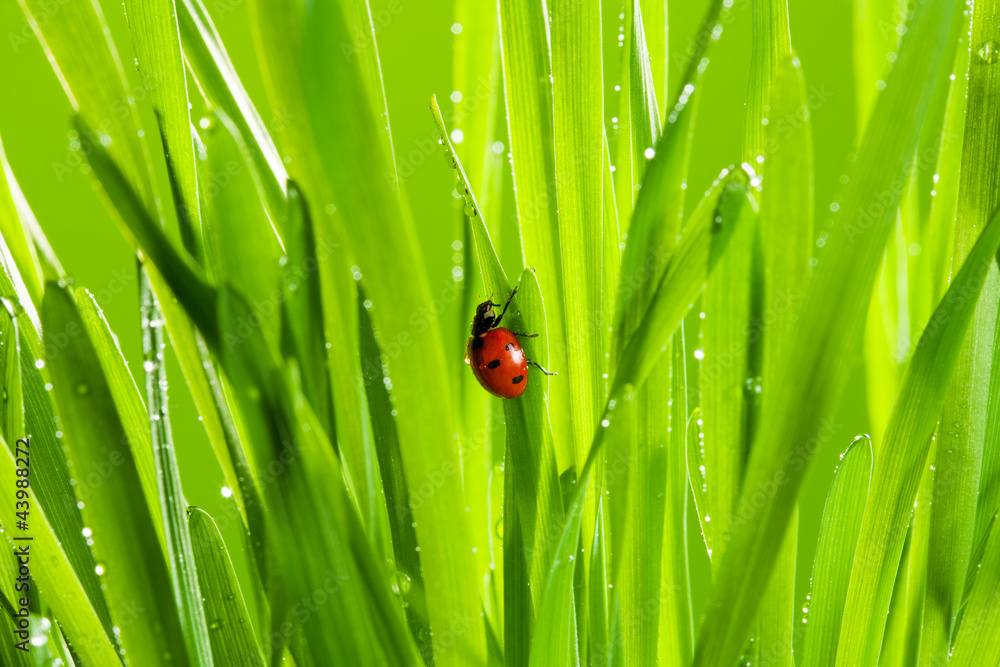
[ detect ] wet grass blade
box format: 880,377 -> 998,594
141,274 -> 214,666
217,286 -> 424,666
947,515 -> 1000,666
497,0 -> 573,471
551,0 -> 604,497
921,1 -> 1000,661
799,435 -> 872,667
121,0 -> 201,239
431,97 -> 562,605
0,434 -> 119,665
43,282 -> 189,667
837,201 -> 1000,665
0,138 -> 43,309
690,0 -> 961,661
753,47 -> 813,665
188,507 -> 265,666
75,288 -> 164,551
178,0 -> 288,224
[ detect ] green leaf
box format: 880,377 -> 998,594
0,138 -> 43,309
0,434 -> 120,666
690,0 -> 962,661
611,169 -> 755,403
837,202 -> 1000,665
551,0 -> 604,495
121,0 -> 201,242
141,274 -> 214,666
431,96 -> 562,610
281,184 -> 335,457
272,1 -> 486,660
188,507 -> 265,667
799,435 -> 872,667
217,286 -> 424,667
177,0 -> 288,225
199,110 -> 282,346
498,0 -> 574,471
921,1 -> 1000,661
43,282 -> 189,667
17,0 -> 158,205
74,116 -> 219,348
947,513 -> 1000,666
75,288 -> 164,552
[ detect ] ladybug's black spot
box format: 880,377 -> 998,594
488,359 -> 501,370
472,337 -> 484,349
512,375 -> 524,384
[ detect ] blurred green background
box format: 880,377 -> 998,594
0,0 -> 868,634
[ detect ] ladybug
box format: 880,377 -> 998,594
466,287 -> 556,398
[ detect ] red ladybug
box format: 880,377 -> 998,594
466,287 -> 556,398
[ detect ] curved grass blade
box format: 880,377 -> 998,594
188,507 -> 265,667
799,435 -> 872,667
921,1 -> 1000,660
178,0 -> 288,225
281,184 -> 335,461
43,282 -> 189,667
689,0 -> 961,661
836,201 -> 1000,665
0,301 -> 23,444
141,274 -> 213,666
74,116 -> 219,347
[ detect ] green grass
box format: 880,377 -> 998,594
2,0 -> 1000,665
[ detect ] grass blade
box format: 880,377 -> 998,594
0,138 -> 43,308
0,434 -> 119,666
837,201 -> 1000,665
921,1 -> 1000,660
75,288 -> 164,552
140,274 -> 214,666
122,0 -> 201,238
947,513 -> 1000,666
188,507 -> 265,666
431,97 -> 562,607
799,435 -> 872,666
43,282 -> 188,667
498,0 -> 573,471
689,0 -> 961,661
178,0 -> 288,224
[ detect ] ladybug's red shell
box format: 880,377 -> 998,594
466,328 -> 529,398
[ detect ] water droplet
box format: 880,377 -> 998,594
75,383 -> 89,395
979,40 -> 999,64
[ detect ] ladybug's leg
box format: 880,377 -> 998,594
493,286 -> 519,328
509,331 -> 538,338
526,359 -> 557,375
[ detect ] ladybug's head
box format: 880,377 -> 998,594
471,299 -> 498,337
